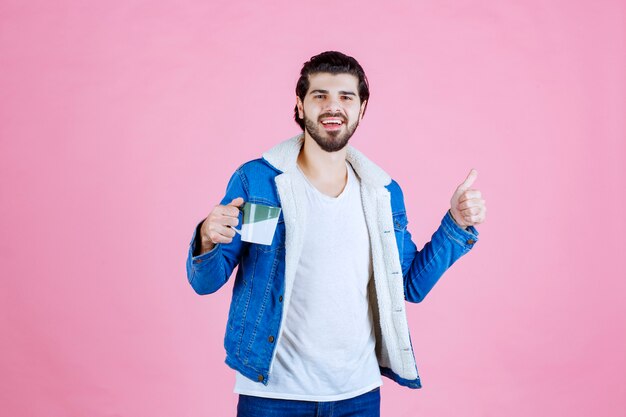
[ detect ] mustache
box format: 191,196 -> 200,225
318,113 -> 346,121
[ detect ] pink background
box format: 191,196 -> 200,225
1,0 -> 625,416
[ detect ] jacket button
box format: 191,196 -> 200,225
193,258 -> 201,264
257,374 -> 264,382
467,239 -> 475,244
278,295 -> 283,302
268,335 -> 275,343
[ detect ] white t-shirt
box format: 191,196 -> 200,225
234,161 -> 383,401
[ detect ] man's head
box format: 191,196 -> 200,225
294,51 -> 370,152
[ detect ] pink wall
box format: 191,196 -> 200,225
1,0 -> 624,416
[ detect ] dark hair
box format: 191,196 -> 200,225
293,51 -> 370,130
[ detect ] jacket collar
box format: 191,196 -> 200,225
262,133 -> 392,188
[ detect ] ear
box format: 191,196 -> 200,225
296,97 -> 304,119
358,99 -> 367,121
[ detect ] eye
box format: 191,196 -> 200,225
314,94 -> 325,99
342,96 -> 353,100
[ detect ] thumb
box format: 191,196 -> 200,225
457,169 -> 478,192
228,197 -> 245,207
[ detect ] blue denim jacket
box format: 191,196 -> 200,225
186,134 -> 479,389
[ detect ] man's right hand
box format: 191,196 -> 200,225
198,197 -> 244,254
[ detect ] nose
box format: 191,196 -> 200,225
324,96 -> 342,114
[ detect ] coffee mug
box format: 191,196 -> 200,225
231,202 -> 282,245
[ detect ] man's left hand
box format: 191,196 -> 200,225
449,168 -> 487,229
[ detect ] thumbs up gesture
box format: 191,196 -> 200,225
449,169 -> 487,229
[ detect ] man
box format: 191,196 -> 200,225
186,51 -> 487,417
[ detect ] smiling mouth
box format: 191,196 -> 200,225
320,118 -> 344,130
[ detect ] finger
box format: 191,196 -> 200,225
458,197 -> 485,210
212,223 -> 236,239
208,232 -> 233,244
217,214 -> 239,228
458,193 -> 483,206
457,169 -> 478,192
217,204 -> 242,218
461,206 -> 481,216
463,214 -> 478,223
208,225 -> 236,243
465,211 -> 487,224
462,202 -> 487,215
228,197 -> 245,207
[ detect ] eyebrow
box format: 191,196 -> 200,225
309,89 -> 357,96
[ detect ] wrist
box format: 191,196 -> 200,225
196,219 -> 216,254
449,209 -> 467,230
200,235 -> 216,251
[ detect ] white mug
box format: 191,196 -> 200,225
231,202 -> 281,245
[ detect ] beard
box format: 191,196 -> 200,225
303,111 -> 360,153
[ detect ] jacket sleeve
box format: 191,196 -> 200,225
400,201 -> 480,303
185,168 -> 250,295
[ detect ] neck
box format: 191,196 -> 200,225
297,133 -> 348,183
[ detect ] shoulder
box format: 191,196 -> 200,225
233,158 -> 281,181
235,158 -> 278,174
231,158 -> 282,202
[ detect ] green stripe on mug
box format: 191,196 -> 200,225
242,202 -> 281,224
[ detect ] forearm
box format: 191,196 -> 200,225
186,221 -> 229,295
402,210 -> 478,302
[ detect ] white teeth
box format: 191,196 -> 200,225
322,120 -> 342,125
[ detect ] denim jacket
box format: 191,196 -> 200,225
186,133 -> 479,389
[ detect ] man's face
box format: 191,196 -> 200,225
296,72 -> 367,153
